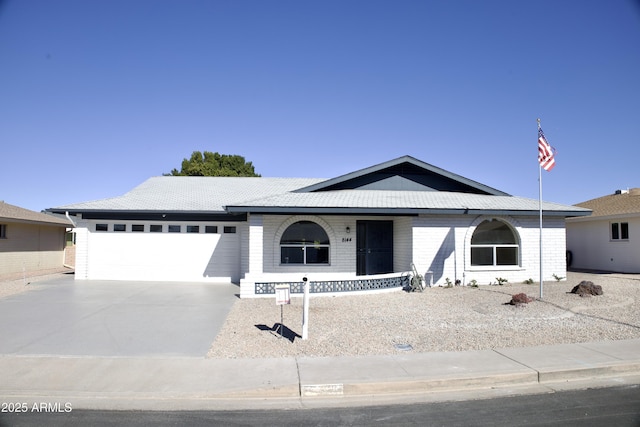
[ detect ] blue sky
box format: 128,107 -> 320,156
1,0 -> 639,212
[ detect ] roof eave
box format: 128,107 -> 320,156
0,217 -> 72,227
225,206 -> 591,217
48,208 -> 229,215
567,211 -> 639,222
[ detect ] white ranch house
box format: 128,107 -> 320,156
48,156 -> 590,297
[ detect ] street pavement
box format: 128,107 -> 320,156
1,275 -> 639,411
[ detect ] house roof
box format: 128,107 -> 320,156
296,155 -> 510,196
47,156 -> 590,218
49,177 -> 325,213
225,189 -> 590,217
571,188 -> 640,219
0,201 -> 72,227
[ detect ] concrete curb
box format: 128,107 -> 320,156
1,339 -> 639,410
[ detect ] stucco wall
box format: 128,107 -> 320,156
0,222 -> 66,275
567,217 -> 640,273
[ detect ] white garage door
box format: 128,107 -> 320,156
85,223 -> 241,283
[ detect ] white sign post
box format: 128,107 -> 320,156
302,277 -> 310,340
275,284 -> 291,338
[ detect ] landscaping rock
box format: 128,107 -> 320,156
570,280 -> 603,297
506,293 -> 534,306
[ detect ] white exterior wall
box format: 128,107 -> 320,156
412,214 -> 567,286
240,214 -> 414,297
262,214 -> 357,275
74,223 -> 89,279
74,218 -> 242,282
393,216 -> 413,272
567,216 -> 640,273
71,211 -> 571,292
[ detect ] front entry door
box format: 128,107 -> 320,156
356,220 -> 393,276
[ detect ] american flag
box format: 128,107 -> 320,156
538,128 -> 556,171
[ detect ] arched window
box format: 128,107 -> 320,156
470,220 -> 519,266
280,221 -> 330,265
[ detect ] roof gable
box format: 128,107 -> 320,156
295,155 -> 509,196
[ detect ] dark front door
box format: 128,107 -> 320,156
356,220 -> 393,276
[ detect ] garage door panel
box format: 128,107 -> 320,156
87,231 -> 240,282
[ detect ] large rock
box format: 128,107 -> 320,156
570,281 -> 603,297
506,293 -> 533,306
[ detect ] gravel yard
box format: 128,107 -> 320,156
207,272 -> 640,359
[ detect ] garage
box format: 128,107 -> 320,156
77,220 -> 242,283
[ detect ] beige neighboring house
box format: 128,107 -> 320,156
0,201 -> 73,277
566,188 -> 640,273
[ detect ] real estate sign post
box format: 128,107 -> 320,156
275,284 -> 291,338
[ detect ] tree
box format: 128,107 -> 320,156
165,151 -> 261,177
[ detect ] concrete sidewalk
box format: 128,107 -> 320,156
1,338 -> 639,410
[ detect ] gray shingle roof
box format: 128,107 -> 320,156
47,159 -> 590,218
51,177 -> 326,212
226,190 -> 591,216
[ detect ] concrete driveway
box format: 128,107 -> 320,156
0,275 -> 238,357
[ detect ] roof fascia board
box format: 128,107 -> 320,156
0,218 -> 71,227
55,210 -> 245,222
225,206 -> 589,217
567,212 -> 639,222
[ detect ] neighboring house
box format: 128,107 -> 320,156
566,188 -> 640,273
47,156 -> 590,297
0,201 -> 73,276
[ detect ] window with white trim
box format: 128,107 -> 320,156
611,222 -> 629,241
470,220 -> 519,266
280,221 -> 330,265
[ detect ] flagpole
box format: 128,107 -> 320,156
538,118 -> 544,299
